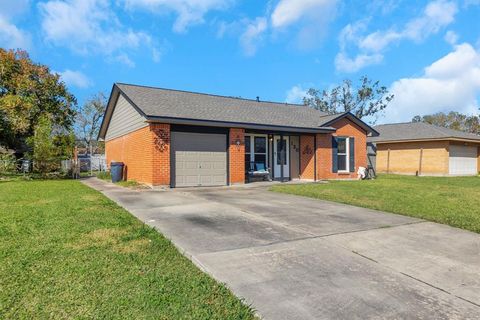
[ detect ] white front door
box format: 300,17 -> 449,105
273,135 -> 289,179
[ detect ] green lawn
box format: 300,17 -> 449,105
0,180 -> 255,319
271,175 -> 480,234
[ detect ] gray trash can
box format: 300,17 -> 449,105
110,162 -> 124,183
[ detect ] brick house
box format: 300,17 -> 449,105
98,83 -> 378,187
369,122 -> 480,176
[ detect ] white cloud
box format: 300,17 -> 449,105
285,85 -> 308,104
0,17 -> 31,50
123,0 -> 232,33
336,0 -> 458,73
335,52 -> 383,73
383,43 -> 480,123
113,53 -> 135,68
55,69 -> 92,88
0,0 -> 31,50
38,0 -> 156,63
239,17 -> 267,56
271,0 -> 336,28
444,30 -> 458,45
270,0 -> 338,49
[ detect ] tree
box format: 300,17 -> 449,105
0,49 -> 77,153
412,112 -> 480,134
27,115 -> 74,175
303,76 -> 394,124
75,92 -> 107,154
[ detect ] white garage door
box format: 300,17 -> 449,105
449,145 -> 478,175
172,131 -> 227,187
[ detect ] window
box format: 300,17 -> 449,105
244,135 -> 268,172
276,139 -> 286,165
337,137 -> 348,172
254,137 -> 267,168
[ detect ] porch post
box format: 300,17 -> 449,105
280,133 -> 284,182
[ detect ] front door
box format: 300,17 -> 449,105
273,135 -> 289,179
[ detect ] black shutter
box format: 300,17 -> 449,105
349,137 -> 355,172
332,137 -> 338,173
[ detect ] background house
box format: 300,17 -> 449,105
98,83 -> 377,187
369,122 -> 480,176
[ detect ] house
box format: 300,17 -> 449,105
368,122 -> 480,176
98,83 -> 378,187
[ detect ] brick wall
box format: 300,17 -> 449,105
376,141 -> 449,175
299,135 -> 315,180
105,123 -> 171,186
316,118 -> 367,179
150,123 -> 171,185
229,128 -> 245,184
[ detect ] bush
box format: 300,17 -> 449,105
96,171 -> 111,181
0,153 -> 16,174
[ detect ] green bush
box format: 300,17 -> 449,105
96,171 -> 111,181
0,153 -> 16,174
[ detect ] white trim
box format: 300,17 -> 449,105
245,134 -> 269,168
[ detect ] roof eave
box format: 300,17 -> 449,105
146,116 -> 336,134
369,137 -> 480,144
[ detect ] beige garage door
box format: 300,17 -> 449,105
172,131 -> 227,187
449,145 -> 478,175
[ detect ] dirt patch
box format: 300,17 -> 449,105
68,228 -> 150,254
114,238 -> 151,253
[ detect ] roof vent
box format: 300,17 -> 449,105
256,96 -> 260,102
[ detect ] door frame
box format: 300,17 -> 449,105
273,135 -> 290,180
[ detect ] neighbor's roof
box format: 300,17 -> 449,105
369,122 -> 480,143
98,83 -> 378,139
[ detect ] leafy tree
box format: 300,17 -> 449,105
75,92 -> 107,154
0,48 -> 77,152
27,115 -> 74,175
303,76 -> 394,124
412,112 -> 480,134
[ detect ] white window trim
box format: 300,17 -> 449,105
245,134 -> 268,166
337,137 -> 349,173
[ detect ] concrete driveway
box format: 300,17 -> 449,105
83,178 -> 480,320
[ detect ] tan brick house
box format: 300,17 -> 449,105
98,83 -> 378,187
369,122 -> 480,176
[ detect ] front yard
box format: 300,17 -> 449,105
0,180 -> 254,319
272,175 -> 480,234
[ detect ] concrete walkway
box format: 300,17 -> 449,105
82,178 -> 480,320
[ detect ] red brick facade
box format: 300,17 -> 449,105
105,117 -> 366,186
105,123 -> 170,186
229,128 -> 245,184
316,118 -> 367,179
299,135 -> 315,180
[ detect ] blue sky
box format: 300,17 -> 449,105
1,0 -> 479,124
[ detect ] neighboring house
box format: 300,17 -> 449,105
369,122 -> 480,176
98,83 -> 378,187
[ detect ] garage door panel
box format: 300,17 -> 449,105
449,145 -> 478,175
172,132 -> 227,187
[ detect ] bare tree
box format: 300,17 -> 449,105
76,92 -> 107,154
303,76 -> 394,124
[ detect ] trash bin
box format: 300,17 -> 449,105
110,162 -> 124,183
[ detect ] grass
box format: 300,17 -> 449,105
0,180 -> 255,319
271,174 -> 480,234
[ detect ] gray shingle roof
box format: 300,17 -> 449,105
116,83 -> 336,129
98,83 -> 378,139
369,122 -> 480,143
